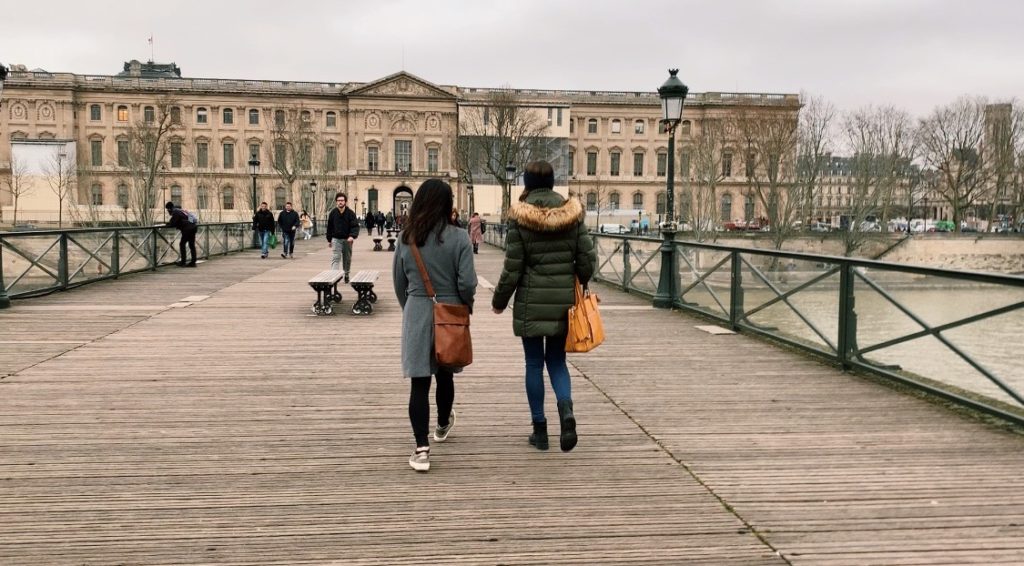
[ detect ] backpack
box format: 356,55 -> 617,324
480,220 -> 486,233
182,209 -> 199,225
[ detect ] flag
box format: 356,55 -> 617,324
148,35 -> 153,45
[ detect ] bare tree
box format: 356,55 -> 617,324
984,102 -> 1024,225
917,96 -> 992,231
269,107 -> 319,205
733,109 -> 801,250
43,148 -> 76,228
459,88 -> 550,217
2,154 -> 33,226
121,96 -> 180,225
687,118 -> 727,242
794,94 -> 837,229
68,165 -> 105,228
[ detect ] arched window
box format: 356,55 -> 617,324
326,111 -> 337,128
170,107 -> 181,124
610,119 -> 622,134
634,120 -> 645,135
117,184 -> 129,208
248,109 -> 260,125
609,192 -> 620,210
274,110 -> 285,128
274,187 -> 287,209
300,110 -> 311,122
222,108 -> 234,124
721,194 -> 733,221
744,195 -> 755,221
680,120 -> 691,135
89,104 -> 101,121
90,184 -> 103,206
196,107 -> 208,124
367,187 -> 379,213
587,118 -> 598,134
197,187 -> 209,209
656,192 -> 666,214
170,185 -> 182,205
144,106 -> 155,123
632,192 -> 644,210
222,187 -> 235,210
586,192 -> 597,212
116,105 -> 128,122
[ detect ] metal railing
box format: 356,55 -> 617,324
0,222 -> 252,301
487,226 -> 1024,425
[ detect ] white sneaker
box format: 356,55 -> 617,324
409,447 -> 430,472
434,410 -> 456,442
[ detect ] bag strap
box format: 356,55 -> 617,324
409,243 -> 437,303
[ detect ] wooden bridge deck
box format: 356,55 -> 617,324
1,236 -> 1022,565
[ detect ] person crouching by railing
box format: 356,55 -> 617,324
165,201 -> 198,268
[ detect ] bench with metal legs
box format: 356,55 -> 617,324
349,270 -> 380,315
308,270 -> 345,315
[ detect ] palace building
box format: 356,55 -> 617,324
0,60 -> 801,227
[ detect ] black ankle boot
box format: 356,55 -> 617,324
529,420 -> 549,450
557,400 -> 577,452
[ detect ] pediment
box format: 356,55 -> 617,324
346,72 -> 456,100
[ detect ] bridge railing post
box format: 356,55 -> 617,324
58,233 -> 69,290
0,237 -> 10,309
837,262 -> 857,369
112,230 -> 120,278
622,239 -> 631,291
729,251 -> 744,330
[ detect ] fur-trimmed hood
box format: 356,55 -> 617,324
507,195 -> 584,233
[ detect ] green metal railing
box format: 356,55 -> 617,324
0,222 -> 253,303
489,226 -> 1024,425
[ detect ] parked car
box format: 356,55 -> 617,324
809,221 -> 832,233
598,223 -> 628,234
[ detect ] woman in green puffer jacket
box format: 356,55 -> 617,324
492,160 -> 596,452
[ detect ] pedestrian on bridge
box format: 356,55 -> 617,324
326,192 -> 359,283
492,160 -> 596,452
165,201 -> 198,267
277,201 -> 300,259
253,202 -> 275,259
393,179 -> 477,472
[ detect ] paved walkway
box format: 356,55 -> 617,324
1,235 -> 1022,565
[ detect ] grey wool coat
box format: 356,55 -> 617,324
393,224 -> 478,377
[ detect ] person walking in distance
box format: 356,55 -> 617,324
491,160 -> 596,452
365,210 -> 376,236
376,210 -> 386,235
300,210 -> 313,240
326,192 -> 359,282
468,212 -> 484,254
165,201 -> 198,267
277,201 -> 300,259
393,179 -> 477,472
253,201 -> 275,259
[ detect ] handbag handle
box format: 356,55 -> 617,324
409,243 -> 438,303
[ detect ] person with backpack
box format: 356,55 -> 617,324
468,212 -> 484,254
165,201 -> 198,267
277,201 -> 300,259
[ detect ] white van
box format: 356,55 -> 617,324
598,223 -> 628,234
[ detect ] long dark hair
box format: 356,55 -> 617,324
402,179 -> 454,246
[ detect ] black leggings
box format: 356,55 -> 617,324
179,227 -> 197,263
409,368 -> 454,447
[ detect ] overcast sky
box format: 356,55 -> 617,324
3,0 -> 1022,117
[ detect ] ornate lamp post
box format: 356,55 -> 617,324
309,180 -> 318,237
467,184 -> 474,216
248,152 -> 260,247
504,162 -> 516,216
653,68 -> 689,309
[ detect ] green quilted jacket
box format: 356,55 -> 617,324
491,189 -> 596,337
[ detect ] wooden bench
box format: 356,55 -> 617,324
308,270 -> 344,315
349,270 -> 380,315
372,237 -> 383,251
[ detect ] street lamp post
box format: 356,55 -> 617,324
467,184 -> 474,216
248,152 -> 261,247
653,68 -> 689,309
57,148 -> 67,228
0,62 -> 10,309
309,180 -> 318,237
504,163 -> 516,217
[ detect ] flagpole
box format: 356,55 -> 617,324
149,35 -> 154,62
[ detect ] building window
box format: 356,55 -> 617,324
722,152 -> 733,177
298,143 -> 312,171
680,151 -> 691,179
610,151 -> 620,176
569,118 -> 575,134
90,184 -> 103,206
274,110 -> 285,128
171,142 -> 182,168
274,143 -> 286,169
568,150 -> 575,176
91,140 -> 103,167
427,147 -> 439,172
90,104 -> 101,121
635,120 -> 645,135
248,143 -> 260,163
656,192 -> 666,214
223,108 -> 233,125
657,152 -> 667,176
557,108 -> 563,127
116,105 -> 128,122
395,140 -> 412,172
744,195 -> 755,221
325,145 -> 338,172
223,142 -> 235,169
483,107 -> 490,125
746,152 -> 756,177
170,107 -> 181,124
586,192 -> 597,211
223,187 -> 235,210
170,185 -> 182,205
367,146 -> 379,171
275,187 -> 286,209
609,192 -> 620,209
587,119 -> 598,134
547,108 -> 553,126
586,151 -> 598,175
196,107 -> 208,124
197,187 -> 208,209
326,111 -> 337,127
117,184 -> 129,208
196,142 -> 209,168
117,140 -> 129,167
248,109 -> 259,125
633,152 -> 644,176
680,120 -> 691,135
721,194 -> 733,221
300,110 -> 311,123
611,119 -> 621,134
632,192 -> 644,209
144,106 -> 154,123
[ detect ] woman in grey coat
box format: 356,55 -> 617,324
393,179 -> 477,472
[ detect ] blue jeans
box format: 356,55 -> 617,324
522,332 -> 572,423
281,231 -> 295,256
259,230 -> 270,256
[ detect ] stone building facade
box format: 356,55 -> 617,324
0,61 -> 800,226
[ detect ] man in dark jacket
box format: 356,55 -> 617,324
277,201 -> 300,259
165,201 -> 198,267
375,210 -> 386,235
252,201 -> 275,259
326,192 -> 359,281
364,210 -> 375,236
